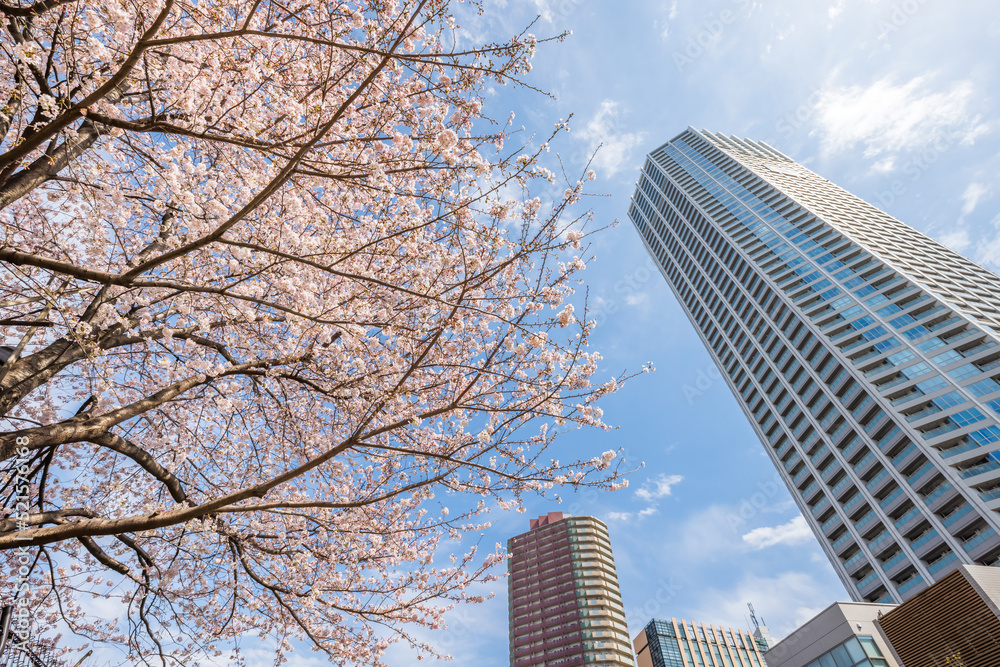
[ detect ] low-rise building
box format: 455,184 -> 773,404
762,602 -> 897,667
634,617 -> 768,667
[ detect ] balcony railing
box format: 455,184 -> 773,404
922,482 -> 954,506
963,527 -> 997,551
842,437 -> 864,461
940,439 -> 980,459
960,460 -> 1000,479
876,426 -> 903,451
928,317 -> 963,333
891,389 -> 924,407
866,469 -> 890,493
894,507 -> 921,531
832,476 -> 854,498
921,420 -> 961,441
897,574 -> 925,596
832,532 -> 854,551
868,530 -> 892,552
910,529 -> 939,551
879,487 -> 904,510
906,405 -> 942,423
855,571 -> 880,591
927,552 -> 958,575
941,503 -> 974,528
906,461 -> 934,486
891,443 -> 917,468
843,550 -> 866,571
880,550 -> 908,573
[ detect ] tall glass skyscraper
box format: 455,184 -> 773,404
508,513 -> 633,667
629,128 -> 1000,604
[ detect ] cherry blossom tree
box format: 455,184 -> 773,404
0,0 -> 635,663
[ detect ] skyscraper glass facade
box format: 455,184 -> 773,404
628,128 -> 1000,603
508,513 -> 632,667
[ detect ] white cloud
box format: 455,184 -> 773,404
741,515 -> 813,550
668,505 -> 747,563
871,157 -> 896,173
813,76 -> 990,160
828,0 -> 846,20
961,182 -> 991,216
976,213 -> 1000,268
625,292 -> 649,307
531,0 -> 553,22
657,19 -> 671,41
606,506 -> 659,523
658,0 -> 677,39
635,473 -> 684,502
936,229 -> 971,254
606,474 -> 682,524
688,571 -> 840,639
576,99 -> 646,178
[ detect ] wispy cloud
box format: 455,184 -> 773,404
961,182 -> 991,217
936,229 -> 971,254
607,506 -> 660,523
605,474 -> 682,524
576,99 -> 646,178
741,516 -> 813,550
625,292 -> 649,307
530,0 -> 552,22
635,473 -> 684,502
976,213 -> 1000,269
813,76 -> 990,160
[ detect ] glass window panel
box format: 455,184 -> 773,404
968,378 -> 1000,397
859,636 -> 883,658
831,644 -> 853,667
844,638 -> 866,662
918,337 -> 945,352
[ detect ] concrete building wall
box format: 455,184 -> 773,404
764,603 -> 898,667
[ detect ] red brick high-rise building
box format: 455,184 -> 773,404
507,513 -> 632,667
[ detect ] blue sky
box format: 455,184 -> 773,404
26,3 -> 1000,666
380,0 -> 1000,664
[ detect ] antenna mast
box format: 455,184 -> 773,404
748,603 -> 761,630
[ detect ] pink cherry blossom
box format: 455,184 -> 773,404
0,1 -> 639,664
